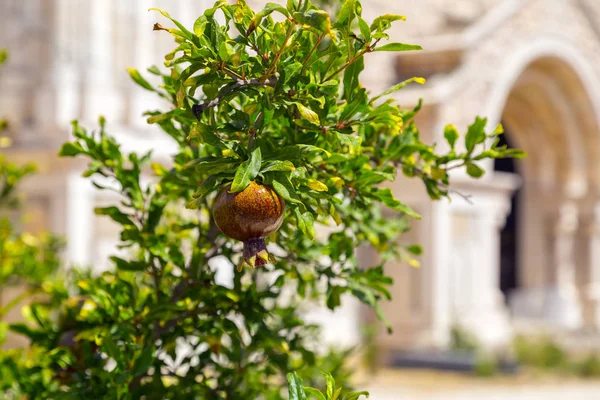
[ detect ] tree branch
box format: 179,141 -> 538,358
192,77 -> 278,120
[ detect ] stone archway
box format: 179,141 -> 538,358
485,40 -> 600,329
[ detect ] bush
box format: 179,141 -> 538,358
0,0 -> 521,397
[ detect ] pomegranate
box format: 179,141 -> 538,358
213,181 -> 284,269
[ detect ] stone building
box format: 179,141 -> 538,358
3,0 -> 600,359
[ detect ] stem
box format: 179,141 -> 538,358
192,77 -> 278,120
396,160 -> 473,203
322,39 -> 380,83
323,48 -> 368,83
263,21 -> 295,81
222,66 -> 243,80
300,34 -> 324,74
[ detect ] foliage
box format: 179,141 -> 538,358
287,372 -> 368,400
0,49 -> 64,323
2,0 -> 522,398
0,50 -> 65,398
513,335 -> 569,371
449,324 -> 480,353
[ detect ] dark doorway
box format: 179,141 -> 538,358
494,128 -> 520,301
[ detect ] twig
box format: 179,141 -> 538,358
192,77 -> 278,120
263,22 -> 295,81
300,34 -> 324,75
322,39 -> 381,83
396,161 -> 473,204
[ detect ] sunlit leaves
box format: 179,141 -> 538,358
293,9 -> 333,37
465,116 -> 488,153
296,103 -> 321,126
3,0 -> 527,397
287,372 -> 308,400
444,124 -> 459,150
370,14 -> 406,32
466,162 -> 485,178
371,77 -> 426,103
230,147 -> 262,192
295,208 -> 316,241
127,68 -> 155,91
371,188 -> 420,219
374,42 -> 423,52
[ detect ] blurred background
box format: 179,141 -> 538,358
3,0 -> 600,398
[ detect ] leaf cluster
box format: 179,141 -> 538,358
2,0 -> 523,398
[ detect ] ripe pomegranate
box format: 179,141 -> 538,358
213,181 -> 284,269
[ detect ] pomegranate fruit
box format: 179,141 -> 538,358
213,181 -> 284,270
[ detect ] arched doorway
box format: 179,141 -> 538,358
485,41 -> 600,327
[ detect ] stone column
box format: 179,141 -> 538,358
450,199 -> 512,348
577,202 -> 600,330
542,202 -> 582,328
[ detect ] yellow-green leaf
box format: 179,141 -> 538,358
306,179 -> 328,192
296,103 -> 320,126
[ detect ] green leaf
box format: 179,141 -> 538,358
358,17 -> 371,41
371,188 -> 420,219
127,68 -> 155,91
336,132 -> 362,155
58,142 -> 86,157
343,56 -> 364,100
306,179 -> 328,192
267,145 -> 330,160
465,117 -> 488,153
110,256 -> 147,272
189,175 -> 221,203
261,160 -> 296,172
332,387 -> 343,400
102,335 -> 121,363
187,123 -> 226,147
230,147 -> 262,193
0,49 -> 7,64
149,8 -> 196,42
296,103 -> 321,126
444,124 -> 459,150
131,347 -> 154,376
283,62 -> 303,86
406,244 -> 422,255
323,372 -> 335,399
466,162 -> 485,178
270,173 -> 302,204
94,206 -> 134,226
287,372 -> 308,400
343,391 -> 370,400
371,77 -> 425,103
247,3 -> 290,36
193,15 -> 208,36
370,14 -> 405,32
336,0 -> 357,27
295,208 -> 315,240
293,10 -> 333,36
374,42 -> 423,52
304,387 -> 326,400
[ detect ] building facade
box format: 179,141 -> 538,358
3,0 -> 600,358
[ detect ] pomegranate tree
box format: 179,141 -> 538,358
2,0 -> 523,398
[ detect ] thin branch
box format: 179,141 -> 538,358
396,161 -> 473,204
323,39 -> 381,83
300,34 -> 324,75
192,77 -> 278,120
322,48 -> 368,83
263,22 -> 295,80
